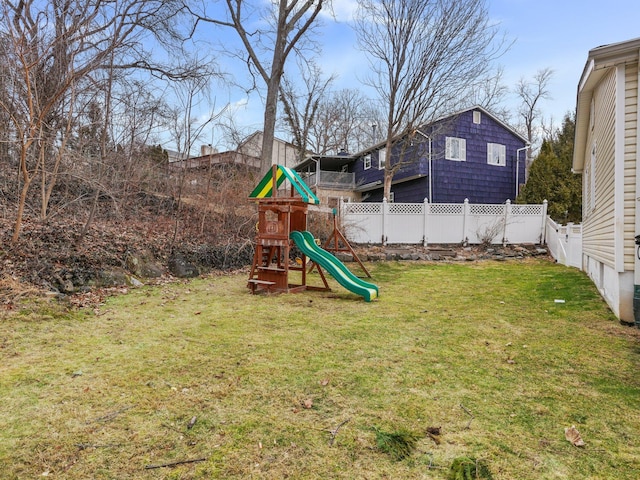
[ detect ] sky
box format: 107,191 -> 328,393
189,0 -> 640,152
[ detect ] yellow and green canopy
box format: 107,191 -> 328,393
249,165 -> 320,205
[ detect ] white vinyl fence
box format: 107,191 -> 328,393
544,217 -> 582,268
340,198 -> 548,246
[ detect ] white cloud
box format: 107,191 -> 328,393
321,0 -> 359,22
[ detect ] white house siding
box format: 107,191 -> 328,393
583,68 -> 617,267
574,38 -> 640,325
623,62 -> 638,271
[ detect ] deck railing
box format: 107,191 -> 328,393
302,170 -> 355,189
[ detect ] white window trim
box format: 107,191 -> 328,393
363,154 -> 371,170
473,111 -> 481,124
388,191 -> 395,203
378,149 -> 386,169
445,137 -> 466,161
487,143 -> 506,166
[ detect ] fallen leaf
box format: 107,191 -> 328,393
319,378 -> 330,386
565,425 -> 585,447
187,416 -> 197,429
303,398 -> 313,409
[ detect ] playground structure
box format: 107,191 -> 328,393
247,165 -> 378,301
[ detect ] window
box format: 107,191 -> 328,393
378,149 -> 386,169
473,110 -> 482,124
445,137 -> 466,161
363,154 -> 371,170
487,143 -> 506,166
388,191 -> 395,203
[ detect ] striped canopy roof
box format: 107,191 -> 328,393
249,165 -> 320,205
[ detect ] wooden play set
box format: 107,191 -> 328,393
247,165 -> 377,301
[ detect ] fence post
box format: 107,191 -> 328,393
503,199 -> 511,246
382,198 -> 388,245
423,197 -> 429,247
462,198 -> 469,244
541,200 -> 548,244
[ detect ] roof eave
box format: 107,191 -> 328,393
573,37 -> 640,171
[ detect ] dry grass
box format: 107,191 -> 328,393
1,259 -> 639,479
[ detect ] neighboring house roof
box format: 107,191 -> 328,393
295,105 -> 524,167
574,36 -> 640,171
349,105 -> 526,158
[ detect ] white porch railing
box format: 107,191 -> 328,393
340,198 -> 548,246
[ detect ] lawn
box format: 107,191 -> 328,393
1,259 -> 639,479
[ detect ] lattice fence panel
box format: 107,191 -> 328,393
430,204 -> 463,215
344,203 -> 382,214
389,203 -> 423,214
510,204 -> 543,215
470,204 -> 505,215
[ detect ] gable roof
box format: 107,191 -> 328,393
574,37 -> 640,171
350,105 -> 526,158
249,165 -> 320,205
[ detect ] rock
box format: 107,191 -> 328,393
168,253 -> 200,278
335,252 -> 353,262
96,268 -> 130,287
128,276 -> 144,287
125,250 -> 164,278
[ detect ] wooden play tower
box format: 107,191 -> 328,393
247,165 -> 330,295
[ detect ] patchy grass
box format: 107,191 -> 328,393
1,259 -> 639,479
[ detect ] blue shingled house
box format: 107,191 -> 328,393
295,106 -> 529,205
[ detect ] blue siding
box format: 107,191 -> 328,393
353,108 -> 527,204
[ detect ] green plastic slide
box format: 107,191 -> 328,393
290,231 -> 378,302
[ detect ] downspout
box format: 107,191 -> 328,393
516,145 -> 529,199
415,129 -> 433,202
634,67 -> 640,327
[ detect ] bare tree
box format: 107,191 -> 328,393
279,60 -> 335,160
0,0 -> 209,243
319,89 -> 384,155
355,0 -> 505,200
165,76 -> 221,248
187,0 -> 326,174
468,66 -> 511,123
515,67 -> 554,173
294,88 -> 383,155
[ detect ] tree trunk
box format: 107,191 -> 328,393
260,71 -> 281,174
12,178 -> 32,244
